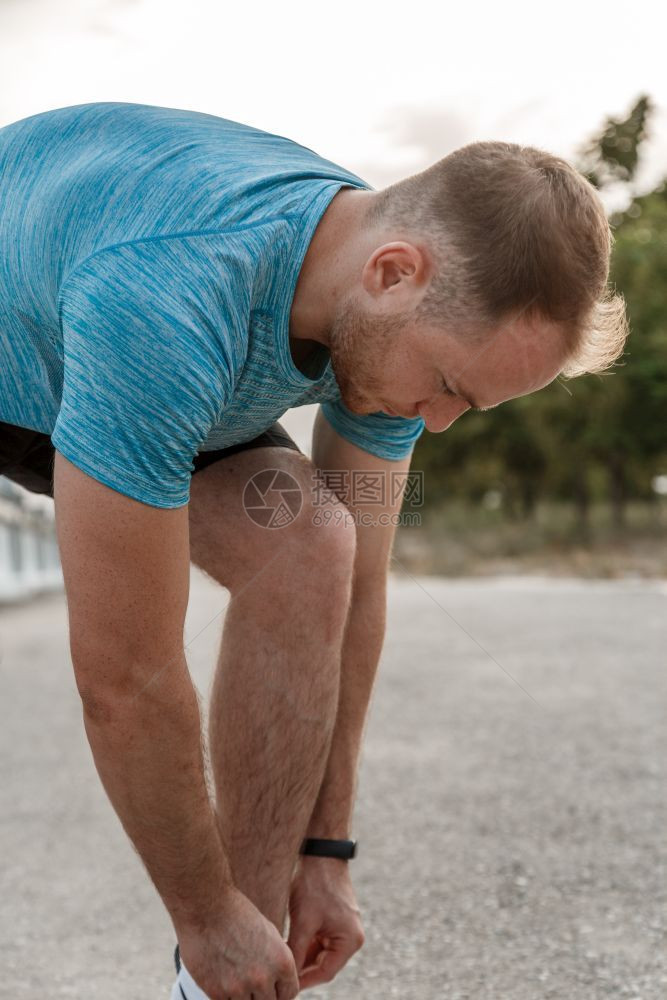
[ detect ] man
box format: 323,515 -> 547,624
0,102 -> 627,999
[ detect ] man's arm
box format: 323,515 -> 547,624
53,451 -> 298,1000
286,408 -> 412,990
306,406 -> 411,838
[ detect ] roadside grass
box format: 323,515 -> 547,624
393,500 -> 667,578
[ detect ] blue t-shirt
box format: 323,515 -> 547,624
0,102 -> 424,508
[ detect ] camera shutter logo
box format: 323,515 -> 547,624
242,468 -> 303,528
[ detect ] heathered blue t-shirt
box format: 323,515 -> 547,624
0,102 -> 424,508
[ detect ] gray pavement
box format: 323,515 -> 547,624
1,571 -> 665,999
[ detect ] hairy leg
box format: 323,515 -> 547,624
188,447 -> 356,934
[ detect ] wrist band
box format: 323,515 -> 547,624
300,837 -> 357,860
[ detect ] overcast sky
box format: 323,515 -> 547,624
2,0 -> 665,456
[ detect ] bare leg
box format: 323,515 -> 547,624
208,528 -> 354,934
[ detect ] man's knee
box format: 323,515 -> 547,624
189,448 -> 356,594
300,487 -> 357,578
252,468 -> 357,603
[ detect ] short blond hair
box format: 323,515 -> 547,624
365,141 -> 629,375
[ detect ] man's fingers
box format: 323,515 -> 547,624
275,971 -> 301,1000
297,942 -> 353,990
286,924 -> 319,973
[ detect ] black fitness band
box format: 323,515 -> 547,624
299,837 -> 358,860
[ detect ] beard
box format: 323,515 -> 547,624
327,294 -> 412,415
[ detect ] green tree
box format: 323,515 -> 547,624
576,94 -> 652,192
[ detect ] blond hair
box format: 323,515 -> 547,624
364,141 -> 629,375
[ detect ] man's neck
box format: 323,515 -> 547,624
289,188 -> 376,349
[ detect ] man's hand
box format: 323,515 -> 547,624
287,857 -> 365,990
178,886 -> 299,1000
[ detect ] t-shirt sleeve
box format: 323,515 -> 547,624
319,397 -> 425,460
52,239 -> 240,508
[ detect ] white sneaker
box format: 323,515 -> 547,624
170,944 -> 212,1000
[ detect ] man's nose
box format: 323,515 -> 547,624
417,395 -> 471,432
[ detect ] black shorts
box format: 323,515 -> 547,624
0,420 -> 302,501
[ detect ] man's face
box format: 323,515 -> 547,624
328,294 -> 569,432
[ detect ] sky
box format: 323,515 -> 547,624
2,0 -> 666,464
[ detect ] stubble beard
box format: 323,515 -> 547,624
328,296 -> 411,415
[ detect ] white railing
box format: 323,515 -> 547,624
0,477 -> 63,603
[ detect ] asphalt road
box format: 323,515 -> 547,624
1,571 -> 665,999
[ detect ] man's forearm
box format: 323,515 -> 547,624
305,580 -> 387,838
76,650 -> 233,934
